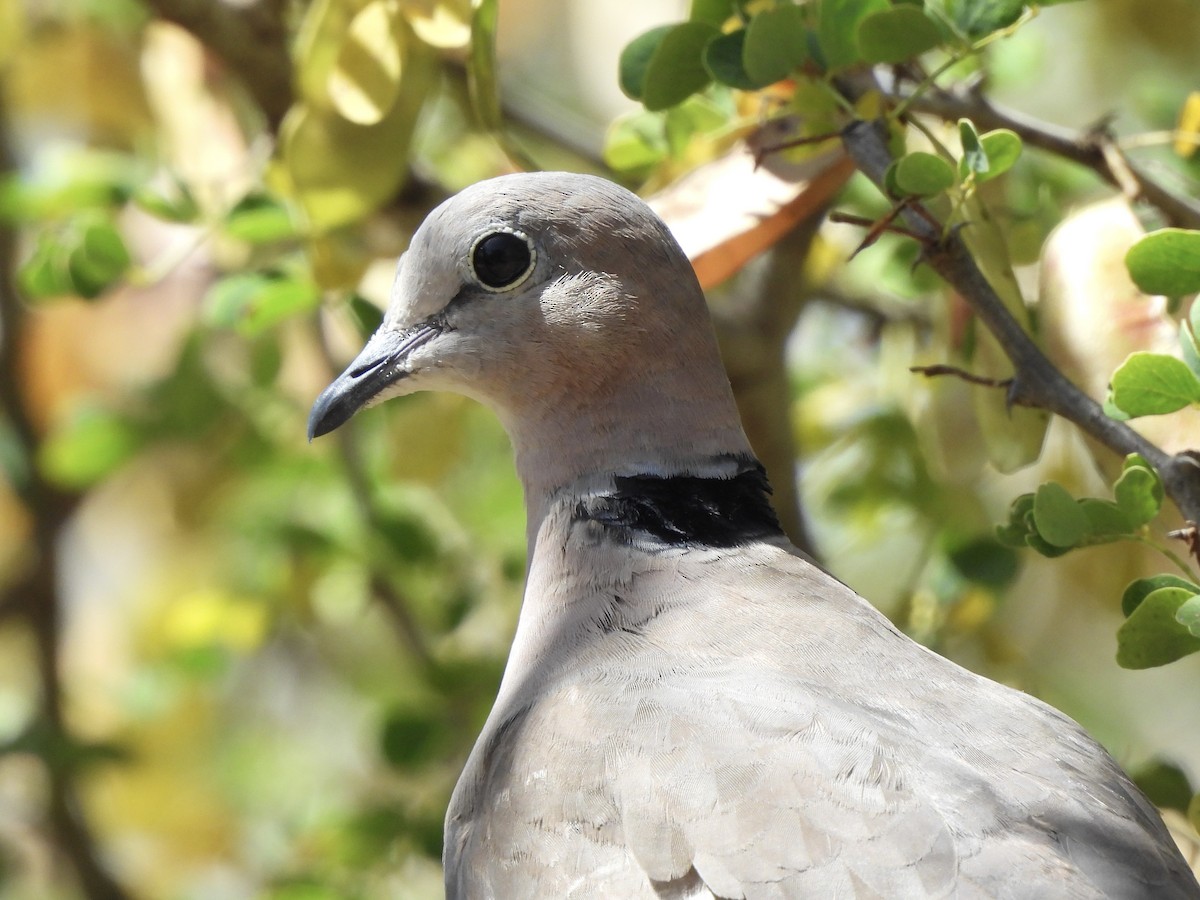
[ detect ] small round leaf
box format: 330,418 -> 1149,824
892,152 -> 956,196
1109,351 -> 1200,417
1125,229 -> 1200,298
1031,482 -> 1089,549
857,7 -> 942,64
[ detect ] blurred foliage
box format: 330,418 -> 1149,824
0,0 -> 1199,897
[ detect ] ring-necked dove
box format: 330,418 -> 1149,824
308,172 -> 1200,899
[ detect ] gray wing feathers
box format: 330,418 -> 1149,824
446,546 -> 1196,898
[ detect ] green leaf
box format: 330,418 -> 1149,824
957,118 -> 988,178
619,26 -> 672,101
327,0 -> 404,125
348,293 -> 385,339
1113,464 -> 1163,527
1109,352 -> 1200,417
1177,594 -> 1200,637
891,152 -> 956,196
995,492 -> 1035,548
1125,229 -> 1200,298
944,536 -> 1019,589
704,30 -> 759,90
642,22 -> 719,111
1031,482 -> 1089,548
1131,760 -> 1195,814
18,232 -> 74,300
1103,394 -> 1131,421
818,0 -> 888,70
743,4 -> 808,86
1121,574 -> 1200,617
689,0 -> 734,26
380,706 -> 446,767
857,7 -> 942,63
604,111 -> 668,173
223,195 -> 297,243
1077,498 -> 1133,541
976,129 -> 1022,181
38,405 -> 140,489
1116,586 -> 1200,669
133,179 -> 199,223
468,0 -> 502,130
203,273 -> 321,336
1179,321 -> 1200,379
65,218 -> 132,300
931,0 -> 1025,39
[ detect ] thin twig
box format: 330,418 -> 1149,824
840,118 -> 1200,525
890,83 -> 1200,230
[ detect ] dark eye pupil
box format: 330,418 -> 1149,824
473,232 -> 532,288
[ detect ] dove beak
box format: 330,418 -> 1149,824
307,321 -> 443,440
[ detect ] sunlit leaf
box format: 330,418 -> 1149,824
1109,352 -> 1200,417
328,0 -> 404,125
405,0 -> 472,49
1125,229 -> 1200,298
222,194 -> 297,243
1113,463 -> 1163,527
468,0 -> 501,130
1175,91 -> 1200,159
976,129 -> 1022,181
957,118 -> 988,177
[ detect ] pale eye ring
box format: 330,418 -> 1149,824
469,229 -> 536,292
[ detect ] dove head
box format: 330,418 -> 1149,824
309,171 -> 752,501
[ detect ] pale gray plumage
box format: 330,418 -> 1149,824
309,171 -> 1200,899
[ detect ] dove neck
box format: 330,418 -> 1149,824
498,367 -> 755,540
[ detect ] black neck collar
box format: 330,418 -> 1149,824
574,457 -> 784,548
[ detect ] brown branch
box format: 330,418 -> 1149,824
910,364 -> 1015,392
0,93 -> 134,900
139,0 -> 293,130
894,83 -> 1200,230
840,118 -> 1200,524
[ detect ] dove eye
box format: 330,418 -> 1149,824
470,229 -> 536,292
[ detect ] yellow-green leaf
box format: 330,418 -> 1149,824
328,0 -> 404,126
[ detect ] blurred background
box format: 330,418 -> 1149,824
1,0 -> 1199,897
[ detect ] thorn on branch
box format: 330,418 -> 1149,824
1167,522 -> 1200,565
752,130 -> 845,169
830,204 -> 926,259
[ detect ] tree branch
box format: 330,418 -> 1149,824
840,118 -> 1200,525
0,91 -> 133,900
893,82 -> 1200,231
139,0 -> 293,130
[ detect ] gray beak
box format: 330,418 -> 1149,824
307,322 -> 442,440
